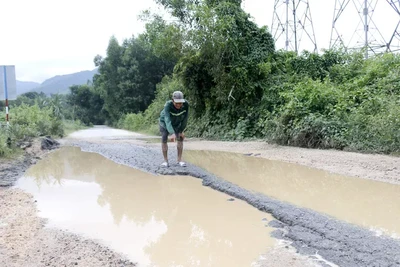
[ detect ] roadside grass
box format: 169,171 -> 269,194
0,131 -> 16,158
63,120 -> 90,136
134,124 -> 159,136
0,119 -> 89,158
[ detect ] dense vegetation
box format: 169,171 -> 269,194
86,0 -> 399,154
0,92 -> 86,157
2,0 -> 399,155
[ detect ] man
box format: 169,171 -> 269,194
159,91 -> 189,167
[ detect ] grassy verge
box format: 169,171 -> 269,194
0,130 -> 17,158
0,119 -> 89,158
63,120 -> 90,136
134,125 -> 160,136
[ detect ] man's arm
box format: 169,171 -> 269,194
180,104 -> 189,132
163,103 -> 175,134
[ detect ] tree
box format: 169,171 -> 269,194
158,0 -> 275,119
93,27 -> 179,123
67,85 -> 106,125
93,36 -> 123,121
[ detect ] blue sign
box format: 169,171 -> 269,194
0,65 -> 17,100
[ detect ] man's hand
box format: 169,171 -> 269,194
179,132 -> 185,140
169,134 -> 176,142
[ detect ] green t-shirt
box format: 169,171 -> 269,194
159,100 -> 189,134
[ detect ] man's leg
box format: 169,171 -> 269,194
160,126 -> 169,166
176,133 -> 185,166
177,140 -> 183,162
162,143 -> 168,161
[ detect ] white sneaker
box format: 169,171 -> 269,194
161,161 -> 169,167
178,161 -> 187,167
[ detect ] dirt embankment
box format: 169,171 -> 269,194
0,137 -> 63,187
0,137 -> 136,267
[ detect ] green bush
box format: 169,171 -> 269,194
143,76 -> 185,124
344,96 -> 400,153
0,103 -> 68,157
111,44 -> 400,154
63,120 -> 87,135
118,75 -> 186,135
8,104 -> 64,139
120,113 -> 146,131
0,130 -> 13,157
254,52 -> 400,153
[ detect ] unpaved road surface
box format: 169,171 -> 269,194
2,126 -> 400,266
0,188 -> 135,267
0,138 -> 136,267
67,135 -> 400,267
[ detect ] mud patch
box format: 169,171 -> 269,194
0,137 -> 59,187
0,157 -> 33,187
68,140 -> 400,267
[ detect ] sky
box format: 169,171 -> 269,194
0,0 -> 398,83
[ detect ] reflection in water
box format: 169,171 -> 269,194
184,150 -> 400,237
17,147 -> 275,267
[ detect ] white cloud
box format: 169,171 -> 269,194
0,0 -> 160,82
0,0 -> 398,82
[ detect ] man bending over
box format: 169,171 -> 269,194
159,91 -> 189,167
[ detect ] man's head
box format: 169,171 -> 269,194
172,91 -> 185,108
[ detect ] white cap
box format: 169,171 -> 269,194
172,91 -> 185,103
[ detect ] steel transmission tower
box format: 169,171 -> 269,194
271,0 -> 318,53
386,0 -> 400,53
330,0 -> 400,58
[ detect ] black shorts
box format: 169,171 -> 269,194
160,125 -> 183,143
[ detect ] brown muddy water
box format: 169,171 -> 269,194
15,147 -> 275,267
184,150 -> 400,238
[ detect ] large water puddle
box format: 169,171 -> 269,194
184,150 -> 400,237
16,147 -> 275,267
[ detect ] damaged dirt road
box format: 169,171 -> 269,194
0,137 -> 135,267
1,126 -> 400,266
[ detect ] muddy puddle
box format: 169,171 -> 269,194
15,147 -> 275,267
184,150 -> 400,237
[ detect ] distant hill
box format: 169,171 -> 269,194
17,69 -> 98,96
16,81 -> 41,95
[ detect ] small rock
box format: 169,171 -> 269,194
268,220 -> 285,228
41,137 -> 60,150
227,198 -> 235,201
